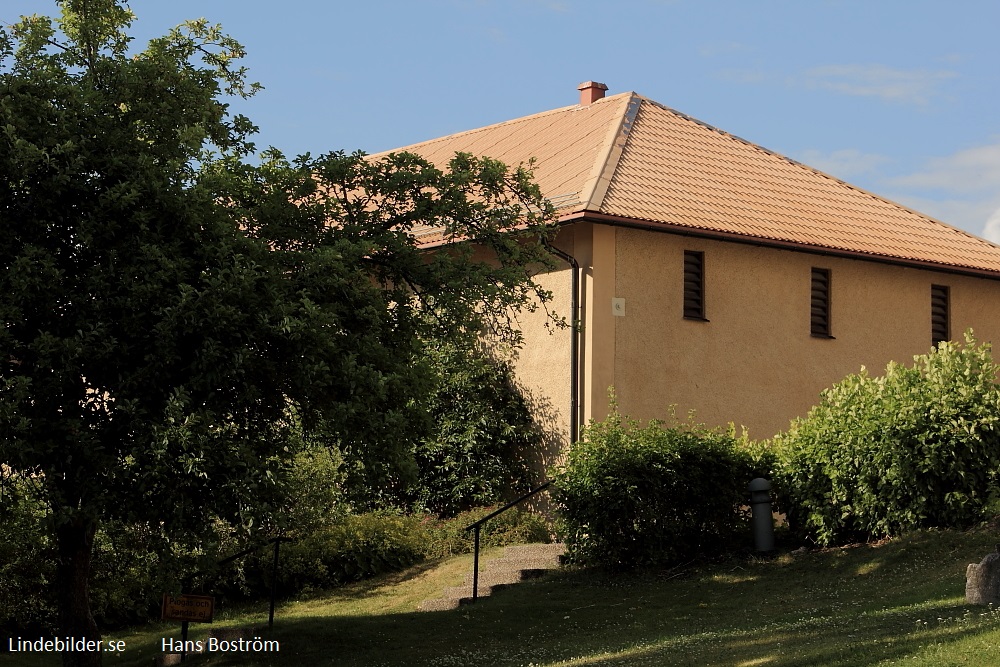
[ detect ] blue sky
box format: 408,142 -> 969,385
5,1 -> 1000,241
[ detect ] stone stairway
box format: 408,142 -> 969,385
418,542 -> 565,611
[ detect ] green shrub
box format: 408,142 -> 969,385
0,482 -> 197,632
277,444 -> 347,532
234,506 -> 550,597
552,407 -> 755,569
91,522 -> 247,630
0,443 -> 347,629
256,512 -> 427,595
423,507 -> 550,559
774,332 -> 1000,546
0,480 -> 56,633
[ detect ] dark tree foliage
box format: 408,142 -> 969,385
0,3 -> 555,664
410,342 -> 537,516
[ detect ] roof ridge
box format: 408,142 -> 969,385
638,98 -> 1000,250
578,92 -> 642,212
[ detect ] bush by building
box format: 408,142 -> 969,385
552,406 -> 756,569
774,332 -> 1000,546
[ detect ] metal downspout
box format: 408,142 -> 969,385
544,241 -> 581,445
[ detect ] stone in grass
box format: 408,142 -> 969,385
966,544 -> 1000,605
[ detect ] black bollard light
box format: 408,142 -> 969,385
748,478 -> 775,552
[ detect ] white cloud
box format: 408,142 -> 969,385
798,148 -> 890,179
718,63 -> 955,107
882,141 -> 1000,241
886,193 -> 1000,237
982,207 -> 1000,244
888,142 -> 1000,194
803,64 -> 956,105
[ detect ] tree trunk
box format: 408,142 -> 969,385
56,516 -> 102,667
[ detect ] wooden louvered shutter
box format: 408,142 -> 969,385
683,251 -> 705,320
810,268 -> 831,337
931,285 -> 949,346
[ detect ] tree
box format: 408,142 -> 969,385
409,340 -> 538,516
0,2 -> 555,665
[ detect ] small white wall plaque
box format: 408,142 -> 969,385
612,297 -> 626,317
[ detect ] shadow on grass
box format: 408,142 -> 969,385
190,553 -> 1000,667
12,529 -> 1000,667
290,558 -> 449,603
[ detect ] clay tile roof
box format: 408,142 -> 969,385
377,91 -> 1000,275
372,94 -> 633,214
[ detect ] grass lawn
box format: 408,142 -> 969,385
5,529 -> 1000,666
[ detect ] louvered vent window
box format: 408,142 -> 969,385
683,251 -> 706,320
810,268 -> 832,337
931,285 -> 950,346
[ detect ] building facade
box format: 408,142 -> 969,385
384,82 -> 1000,454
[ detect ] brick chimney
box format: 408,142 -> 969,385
577,81 -> 608,106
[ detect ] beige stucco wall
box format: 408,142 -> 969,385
507,227 -> 575,472
594,225 -> 1000,439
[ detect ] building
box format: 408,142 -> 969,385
384,82 -> 1000,456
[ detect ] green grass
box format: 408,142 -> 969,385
6,531 -> 1000,666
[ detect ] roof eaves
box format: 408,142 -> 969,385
560,210 -> 1000,281
781,159 -> 1000,255
577,93 -> 643,213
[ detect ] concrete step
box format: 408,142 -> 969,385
440,581 -> 513,601
417,542 -> 565,612
464,568 -> 525,588
480,556 -> 561,573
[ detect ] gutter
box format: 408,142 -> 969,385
558,210 -> 1000,282
543,240 -> 582,445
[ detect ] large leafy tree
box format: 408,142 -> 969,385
406,340 -> 538,517
0,2 -> 555,665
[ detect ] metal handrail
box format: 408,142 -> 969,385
214,535 -> 293,629
177,535 -> 293,662
464,480 -> 552,602
217,535 -> 291,567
